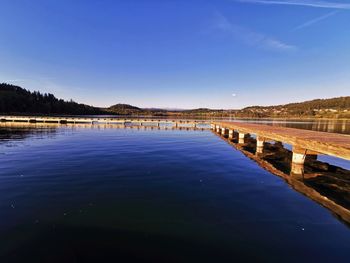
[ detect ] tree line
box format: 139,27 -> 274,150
0,83 -> 105,115
1,82 -> 349,118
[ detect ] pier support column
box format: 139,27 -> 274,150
238,132 -> 246,144
256,146 -> 264,155
228,129 -> 234,139
292,146 -> 318,165
256,136 -> 265,148
256,136 -> 265,154
290,163 -> 304,177
221,128 -> 227,136
292,152 -> 306,165
291,146 -> 318,177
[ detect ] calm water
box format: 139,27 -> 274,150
41,116 -> 350,134
1,124 -> 350,262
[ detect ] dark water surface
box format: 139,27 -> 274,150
1,124 -> 350,262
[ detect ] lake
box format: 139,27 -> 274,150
1,122 -> 350,262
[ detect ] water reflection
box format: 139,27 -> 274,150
0,123 -> 58,147
0,122 -> 209,130
2,117 -> 349,134
1,123 -> 350,261
2,123 -> 350,225
217,131 -> 350,225
0,122 -> 208,147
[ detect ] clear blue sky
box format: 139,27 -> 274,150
0,0 -> 349,109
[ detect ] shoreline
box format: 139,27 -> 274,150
1,113 -> 349,121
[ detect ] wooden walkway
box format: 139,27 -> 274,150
213,121 -> 350,161
0,115 -> 211,129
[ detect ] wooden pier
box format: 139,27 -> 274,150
0,115 -> 211,129
1,116 -> 350,163
212,121 -> 350,164
218,134 -> 350,225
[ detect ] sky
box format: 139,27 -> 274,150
0,0 -> 349,109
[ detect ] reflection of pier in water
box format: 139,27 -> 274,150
214,127 -> 350,225
0,122 -> 209,132
0,122 -> 209,149
0,123 -> 58,145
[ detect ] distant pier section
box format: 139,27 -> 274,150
0,115 -> 211,129
212,121 -> 350,163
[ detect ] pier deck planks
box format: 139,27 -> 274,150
214,121 -> 350,160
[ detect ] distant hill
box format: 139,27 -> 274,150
139,96 -> 350,118
105,99 -> 350,119
106,104 -> 171,115
0,83 -> 105,115
237,97 -> 350,118
1,83 -> 349,118
106,104 -> 143,115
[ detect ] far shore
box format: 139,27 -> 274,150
1,114 -> 349,121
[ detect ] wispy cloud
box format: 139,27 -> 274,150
236,0 -> 350,10
2,77 -> 55,84
2,79 -> 26,83
213,13 -> 296,51
293,10 -> 338,30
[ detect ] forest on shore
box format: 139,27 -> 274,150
1,83 -> 349,118
0,83 -> 104,115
